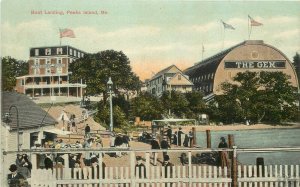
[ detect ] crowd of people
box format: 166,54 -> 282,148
7,124 -> 230,186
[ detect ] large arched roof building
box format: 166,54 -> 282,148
184,40 -> 299,97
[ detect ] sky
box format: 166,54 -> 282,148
1,0 -> 300,80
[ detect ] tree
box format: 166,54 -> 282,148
160,91 -> 190,118
216,71 -> 298,124
131,92 -> 163,121
2,56 -> 28,91
94,101 -> 129,129
293,52 -> 300,88
69,50 -> 141,101
185,91 -> 206,119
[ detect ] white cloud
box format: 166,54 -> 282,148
273,29 -> 300,39
75,26 -> 161,40
267,16 -> 298,24
180,21 -> 219,33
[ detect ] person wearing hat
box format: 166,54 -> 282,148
150,137 -> 160,166
160,136 -> 171,160
44,154 -> 53,170
114,133 -> 124,157
177,127 -> 184,146
164,125 -> 173,144
135,156 -> 146,179
7,164 -> 26,187
85,124 -> 91,138
162,155 -> 173,178
218,137 -> 228,168
90,155 -> 106,179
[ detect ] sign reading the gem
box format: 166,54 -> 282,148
224,61 -> 286,69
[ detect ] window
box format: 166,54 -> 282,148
45,48 -> 51,55
78,51 -> 80,58
57,48 -> 63,55
73,50 -> 76,56
33,59 -> 40,75
19,132 -> 23,149
56,58 -> 62,74
57,58 -> 62,64
46,59 -> 51,74
81,53 -> 84,57
178,74 -> 181,80
69,49 -> 73,55
35,49 -> 39,56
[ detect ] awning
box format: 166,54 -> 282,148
44,128 -> 72,135
152,119 -> 196,123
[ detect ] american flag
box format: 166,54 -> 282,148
248,15 -> 263,26
59,28 -> 76,38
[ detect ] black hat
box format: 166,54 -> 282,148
164,155 -> 170,161
136,156 -> 142,161
220,137 -> 226,141
9,164 -> 17,172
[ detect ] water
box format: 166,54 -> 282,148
196,128 -> 300,165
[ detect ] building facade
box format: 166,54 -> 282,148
184,40 -> 299,96
146,65 -> 193,97
15,46 -> 87,99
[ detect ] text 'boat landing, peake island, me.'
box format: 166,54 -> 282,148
31,10 -> 108,15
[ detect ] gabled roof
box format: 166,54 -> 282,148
167,72 -> 194,86
1,91 -> 57,130
152,64 -> 181,79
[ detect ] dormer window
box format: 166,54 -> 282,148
35,49 -> 39,56
57,48 -> 63,55
45,48 -> 51,55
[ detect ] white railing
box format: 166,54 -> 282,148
4,147 -> 300,187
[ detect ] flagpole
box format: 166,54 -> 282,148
247,15 -> 250,40
249,25 -> 252,40
222,27 -> 225,50
201,43 -> 204,62
59,28 -> 62,46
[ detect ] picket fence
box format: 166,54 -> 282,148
29,164 -> 300,187
4,147 -> 300,187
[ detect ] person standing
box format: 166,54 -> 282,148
150,137 -> 160,166
162,155 -> 173,178
177,127 -> 184,146
135,156 -> 146,179
44,154 -> 53,170
165,126 -> 172,144
218,137 -> 229,168
160,136 -> 171,160
114,133 -> 123,157
85,124 -> 91,138
7,164 -> 26,187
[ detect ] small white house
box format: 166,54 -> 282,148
1,91 -> 58,185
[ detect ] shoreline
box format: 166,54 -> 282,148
178,123 -> 300,132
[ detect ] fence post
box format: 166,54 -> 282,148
206,130 -> 211,148
145,152 -> 150,178
188,151 -> 192,187
130,151 -> 136,187
192,127 -> 196,147
231,146 -> 238,187
228,134 -> 234,159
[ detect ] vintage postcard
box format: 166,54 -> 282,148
1,0 -> 300,186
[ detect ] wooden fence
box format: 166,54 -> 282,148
4,147 -> 300,187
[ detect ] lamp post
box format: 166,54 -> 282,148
107,77 -> 114,132
5,105 -> 20,152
